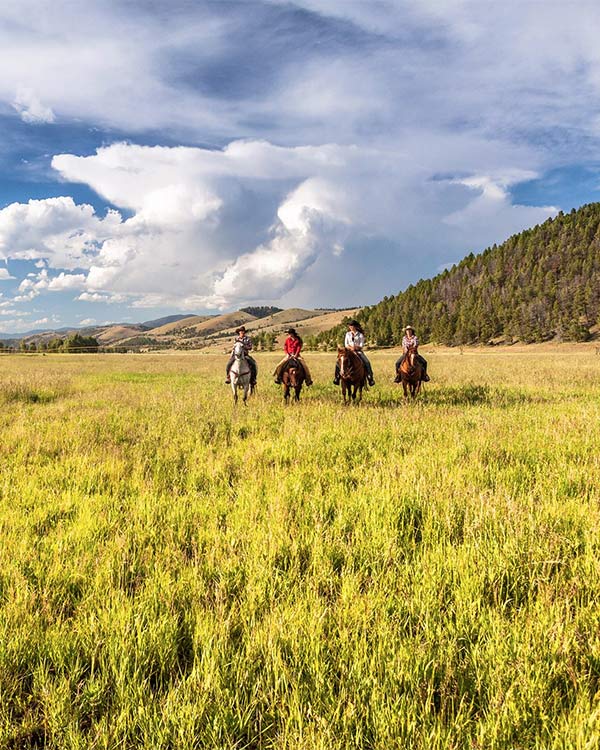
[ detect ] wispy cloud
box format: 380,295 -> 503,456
12,87 -> 55,124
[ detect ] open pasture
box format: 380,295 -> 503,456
1,349 -> 600,749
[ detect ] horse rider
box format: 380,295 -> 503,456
394,325 -> 430,382
273,327 -> 313,386
334,320 -> 375,386
225,325 -> 257,386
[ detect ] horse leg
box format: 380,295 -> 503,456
294,385 -> 301,402
284,383 -> 290,403
341,380 -> 348,404
402,380 -> 409,399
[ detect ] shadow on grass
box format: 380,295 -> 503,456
366,384 -> 541,409
1,379 -> 73,405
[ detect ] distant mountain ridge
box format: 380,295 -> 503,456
139,314 -> 193,329
3,308 -> 359,351
318,203 -> 600,347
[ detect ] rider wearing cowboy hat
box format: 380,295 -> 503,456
333,320 -> 375,386
394,325 -> 429,382
225,325 -> 257,386
273,327 -> 313,385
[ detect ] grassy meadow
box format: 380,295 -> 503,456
1,348 -> 600,749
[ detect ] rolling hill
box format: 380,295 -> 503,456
11,308 -> 359,351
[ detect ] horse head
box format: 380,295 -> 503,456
286,358 -> 303,387
337,346 -> 351,378
233,340 -> 246,359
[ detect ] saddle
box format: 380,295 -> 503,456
283,357 -> 303,376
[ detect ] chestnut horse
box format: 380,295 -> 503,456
337,346 -> 367,404
282,357 -> 305,403
398,345 -> 422,399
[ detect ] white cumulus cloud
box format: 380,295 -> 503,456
0,137 -> 559,310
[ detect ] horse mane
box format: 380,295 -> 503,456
344,347 -> 362,365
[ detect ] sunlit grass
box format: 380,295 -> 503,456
1,350 -> 600,748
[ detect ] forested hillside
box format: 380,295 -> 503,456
317,203 -> 600,347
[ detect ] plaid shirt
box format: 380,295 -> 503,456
402,334 -> 418,352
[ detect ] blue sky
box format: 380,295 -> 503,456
1,0 -> 600,333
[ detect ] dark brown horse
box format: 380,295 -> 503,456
282,357 -> 305,403
337,346 -> 367,404
398,345 -> 422,399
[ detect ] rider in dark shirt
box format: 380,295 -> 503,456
225,326 -> 257,385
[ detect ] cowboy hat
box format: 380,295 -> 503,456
235,325 -> 247,333
286,327 -> 297,335
404,325 -> 415,331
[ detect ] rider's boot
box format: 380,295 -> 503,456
394,374 -> 401,383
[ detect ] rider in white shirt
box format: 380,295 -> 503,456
334,320 -> 375,386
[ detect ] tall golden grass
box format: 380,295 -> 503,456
1,350 -> 599,748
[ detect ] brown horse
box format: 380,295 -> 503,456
282,357 -> 305,403
398,345 -> 422,399
337,347 -> 367,404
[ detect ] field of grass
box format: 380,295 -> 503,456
1,349 -> 600,749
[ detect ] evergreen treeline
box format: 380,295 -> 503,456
314,204 -> 600,348
240,306 -> 283,319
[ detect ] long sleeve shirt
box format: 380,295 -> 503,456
235,334 -> 253,354
402,334 -> 419,352
345,331 -> 365,349
284,336 -> 302,356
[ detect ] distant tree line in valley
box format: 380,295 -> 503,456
312,203 -> 600,348
15,334 -> 100,353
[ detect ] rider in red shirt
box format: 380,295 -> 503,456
274,328 -> 313,385
284,334 -> 302,357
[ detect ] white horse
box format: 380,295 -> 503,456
230,340 -> 252,404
